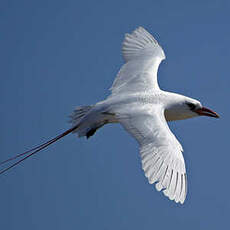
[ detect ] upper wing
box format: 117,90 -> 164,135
117,105 -> 187,204
110,27 -> 165,96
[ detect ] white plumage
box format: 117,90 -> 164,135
118,104 -> 186,203
108,28 -> 187,202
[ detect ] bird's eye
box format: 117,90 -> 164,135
186,102 -> 196,111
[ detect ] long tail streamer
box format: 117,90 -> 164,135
0,125 -> 79,175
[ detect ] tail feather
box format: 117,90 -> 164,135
70,104 -> 112,138
0,105 -> 96,175
0,124 -> 79,175
69,105 -> 93,133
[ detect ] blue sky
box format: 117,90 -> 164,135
0,0 -> 229,229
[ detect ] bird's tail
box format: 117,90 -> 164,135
69,105 -> 93,131
69,104 -> 109,139
0,104 -> 100,175
0,124 -> 80,175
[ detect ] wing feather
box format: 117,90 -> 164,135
110,27 -> 165,96
117,105 -> 187,204
122,27 -> 164,62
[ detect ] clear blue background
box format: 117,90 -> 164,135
0,0 -> 228,229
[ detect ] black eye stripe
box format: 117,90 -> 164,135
186,102 -> 196,110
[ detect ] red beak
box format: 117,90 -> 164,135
195,107 -> 219,118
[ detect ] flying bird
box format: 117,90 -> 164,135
0,27 -> 219,204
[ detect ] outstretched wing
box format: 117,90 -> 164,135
117,105 -> 187,204
110,27 -> 165,96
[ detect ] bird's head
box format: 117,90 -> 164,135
185,100 -> 219,119
164,95 -> 219,121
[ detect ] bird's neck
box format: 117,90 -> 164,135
162,92 -> 195,121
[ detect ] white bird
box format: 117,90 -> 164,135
0,27 -> 219,204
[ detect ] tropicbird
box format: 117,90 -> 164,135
0,27 -> 219,204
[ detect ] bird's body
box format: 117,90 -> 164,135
0,27 -> 219,204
